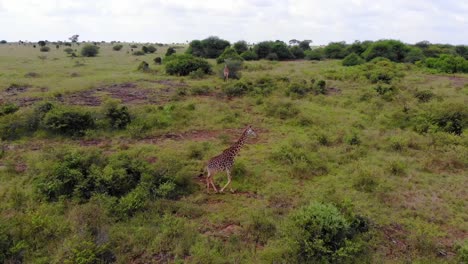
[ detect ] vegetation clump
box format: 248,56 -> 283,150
165,54 -> 211,76
80,44 -> 99,57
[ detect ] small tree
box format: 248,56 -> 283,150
216,47 -> 243,64
240,50 -> 258,61
40,46 -> 50,52
165,54 -> 211,76
290,46 -> 305,59
342,52 -> 365,66
146,45 -> 157,53
165,47 -> 176,56
38,40 -> 46,47
299,40 -> 312,50
233,40 -> 248,54
0,40 -> 7,44
80,44 -> 99,57
113,44 -> 123,51
69,34 -> 79,43
154,57 -> 162,64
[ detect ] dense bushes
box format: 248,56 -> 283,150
216,47 -> 243,64
362,40 -> 409,62
112,44 -> 123,51
240,50 -> 258,61
34,149 -> 194,215
105,101 -> 131,129
186,36 -> 230,58
421,54 -> 468,73
165,47 -> 176,56
43,108 -> 95,136
342,53 -> 365,66
223,80 -> 251,97
0,103 -> 19,116
287,202 -> 369,263
80,44 -> 99,57
165,54 -> 211,76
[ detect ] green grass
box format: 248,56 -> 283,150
0,43 -> 467,263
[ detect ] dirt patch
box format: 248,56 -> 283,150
204,222 -> 243,239
381,223 -> 410,258
65,82 -> 176,106
24,72 -> 40,78
5,84 -> 30,94
141,79 -> 189,88
426,75 -> 468,88
326,87 -> 342,95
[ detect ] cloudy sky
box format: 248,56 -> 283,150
0,0 -> 467,44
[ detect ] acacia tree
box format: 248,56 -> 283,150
69,34 -> 79,43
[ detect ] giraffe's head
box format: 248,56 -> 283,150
245,125 -> 257,137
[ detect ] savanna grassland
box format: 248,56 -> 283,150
0,40 -> 467,264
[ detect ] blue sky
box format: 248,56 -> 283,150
0,0 -> 467,44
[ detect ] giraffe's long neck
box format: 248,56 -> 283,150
228,129 -> 249,157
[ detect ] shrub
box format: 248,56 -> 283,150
218,59 -> 243,80
40,46 -> 50,52
112,44 -> 123,51
362,40 -> 409,62
287,202 -> 369,263
132,50 -> 145,56
190,85 -> 212,95
246,212 -> 276,245
38,40 -> 46,47
43,108 -> 95,136
186,36 -> 230,58
223,80 -> 251,97
216,47 -> 243,64
266,52 -> 279,61
165,47 -> 176,56
404,47 -> 425,63
287,81 -> 310,96
342,52 -> 365,66
233,40 -> 248,54
137,61 -> 150,72
0,40 -> 6,44
414,90 -> 435,102
324,41 -> 348,59
313,79 -> 327,95
289,46 -> 305,59
189,68 -> 206,79
422,54 -> 468,73
431,102 -> 467,135
266,101 -> 300,119
80,44 -> 99,57
0,103 -> 19,116
254,41 -> 273,59
240,50 -> 258,60
146,45 -> 156,53
362,58 -> 404,84
154,56 -> 162,64
130,44 -> 137,48
64,47 -> 74,54
305,48 -> 324,60
105,102 -> 131,129
271,41 -> 294,60
165,54 -> 211,76
456,240 -> 468,264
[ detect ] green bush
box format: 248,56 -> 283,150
254,41 -> 273,59
43,108 -> 95,136
422,54 -> 468,73
146,45 -> 156,53
305,48 -> 324,60
233,40 -> 248,54
362,40 -> 409,62
289,46 -> 305,59
165,47 -> 176,56
324,41 -> 348,59
271,41 -> 294,60
105,102 -> 131,129
80,44 -> 99,57
287,202 -> 369,263
313,79 -> 327,95
132,50 -> 145,56
456,240 -> 468,264
342,53 -> 365,66
186,36 -> 230,58
190,85 -> 212,95
223,80 -> 251,97
240,50 -> 258,61
362,58 -> 404,84
40,46 -> 50,52
137,61 -> 150,72
266,101 -> 300,119
188,68 -> 206,79
112,44 -> 123,51
266,52 -> 279,61
0,103 -> 19,116
216,47 -> 243,64
64,47 -> 74,54
154,56 -> 162,64
165,54 -> 211,76
404,47 -> 425,63
287,81 -> 310,96
414,90 -> 435,102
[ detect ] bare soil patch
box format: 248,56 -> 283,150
65,82 -> 177,106
426,75 -> 468,87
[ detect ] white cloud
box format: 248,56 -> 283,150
0,0 -> 466,44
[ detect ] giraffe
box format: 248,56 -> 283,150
223,64 -> 230,82
204,125 -> 256,193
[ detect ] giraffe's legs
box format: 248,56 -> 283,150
220,170 -> 232,193
210,177 -> 218,193
206,169 -> 211,193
